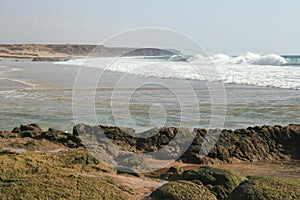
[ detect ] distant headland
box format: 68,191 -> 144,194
0,44 -> 180,61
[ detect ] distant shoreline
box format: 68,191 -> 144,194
0,44 -> 180,61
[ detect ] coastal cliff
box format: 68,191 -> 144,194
0,44 -> 180,61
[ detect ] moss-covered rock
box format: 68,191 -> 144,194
167,166 -> 245,199
181,124 -> 300,164
229,176 -> 300,200
3,123 -> 300,164
149,180 -> 216,200
5,124 -> 84,148
0,149 -> 135,200
161,165 -> 185,180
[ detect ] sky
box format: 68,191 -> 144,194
0,0 -> 299,55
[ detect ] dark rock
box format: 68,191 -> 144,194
11,127 -> 20,133
18,124 -> 42,138
6,124 -> 83,148
83,124 -> 300,164
136,131 -> 159,152
41,128 -> 83,148
99,125 -> 137,150
2,123 -> 300,164
73,123 -> 93,136
161,166 -> 184,180
32,57 -> 70,62
20,124 -> 41,132
181,124 -> 300,164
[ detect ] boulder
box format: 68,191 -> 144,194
181,124 -> 300,164
40,128 -> 83,148
17,124 -> 42,138
150,180 -> 217,200
8,124 -> 83,148
229,176 -> 300,200
161,166 -> 184,180
165,166 -> 245,199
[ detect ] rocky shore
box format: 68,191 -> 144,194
0,123 -> 299,199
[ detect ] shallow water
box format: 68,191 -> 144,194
0,60 -> 299,132
2,147 -> 67,153
0,79 -> 31,91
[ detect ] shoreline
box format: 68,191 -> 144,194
0,65 -> 35,92
1,123 -> 299,165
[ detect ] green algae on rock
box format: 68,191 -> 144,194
229,175 -> 300,200
149,180 -> 217,200
165,166 -> 245,199
0,149 -> 135,200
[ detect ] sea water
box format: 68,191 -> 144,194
0,53 -> 299,132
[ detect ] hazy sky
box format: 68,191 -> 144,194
0,0 -> 299,55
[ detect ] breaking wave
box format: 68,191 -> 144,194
209,52 -> 287,66
55,52 -> 300,90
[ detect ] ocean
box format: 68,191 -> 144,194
0,53 -> 299,132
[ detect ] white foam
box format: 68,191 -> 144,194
0,78 -> 35,88
55,53 -> 300,90
211,52 -> 287,66
0,66 -> 22,74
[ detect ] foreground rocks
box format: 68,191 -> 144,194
73,123 -> 300,164
0,148 -> 141,199
202,124 -> 300,163
1,123 -> 299,166
1,124 -> 84,148
0,123 -> 300,199
149,165 -> 300,200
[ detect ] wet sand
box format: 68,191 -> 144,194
170,161 -> 300,178
210,161 -> 300,178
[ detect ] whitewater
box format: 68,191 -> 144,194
57,52 -> 300,90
